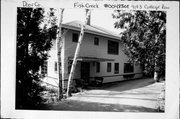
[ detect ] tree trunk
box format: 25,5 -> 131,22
154,70 -> 158,82
154,35 -> 159,82
154,62 -> 159,82
61,29 -> 68,92
66,10 -> 91,97
57,8 -> 64,100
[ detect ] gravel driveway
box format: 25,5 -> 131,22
37,78 -> 164,112
67,78 -> 164,111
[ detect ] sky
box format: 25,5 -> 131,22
58,9 -> 123,34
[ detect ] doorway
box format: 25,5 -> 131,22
81,62 -> 90,84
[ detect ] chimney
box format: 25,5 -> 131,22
86,9 -> 91,26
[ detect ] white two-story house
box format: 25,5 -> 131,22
41,20 -> 143,89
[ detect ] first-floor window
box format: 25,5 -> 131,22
41,61 -> 47,77
107,63 -> 111,72
114,63 -> 119,74
54,61 -> 57,72
124,63 -> 134,73
96,62 -> 100,73
68,60 -> 72,74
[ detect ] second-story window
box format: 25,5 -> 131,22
108,40 -> 119,55
72,33 -> 79,42
94,37 -> 99,45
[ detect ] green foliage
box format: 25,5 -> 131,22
16,8 -> 57,109
113,10 -> 166,77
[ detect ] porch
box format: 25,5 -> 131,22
66,56 -> 115,89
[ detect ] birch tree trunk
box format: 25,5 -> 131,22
60,29 -> 68,91
154,35 -> 159,82
56,8 -> 64,100
66,10 -> 91,97
154,57 -> 158,82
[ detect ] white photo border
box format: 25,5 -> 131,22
1,0 -> 179,119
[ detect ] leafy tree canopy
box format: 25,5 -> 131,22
113,10 -> 166,77
16,8 -> 57,108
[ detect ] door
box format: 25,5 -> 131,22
81,62 -> 90,84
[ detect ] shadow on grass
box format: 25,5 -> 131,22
71,94 -> 157,101
87,78 -> 155,92
17,100 -> 163,113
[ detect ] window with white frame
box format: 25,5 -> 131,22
72,33 -> 79,42
107,62 -> 111,72
108,40 -> 119,55
54,61 -> 57,72
94,37 -> 99,45
68,60 -> 73,74
124,63 -> 134,73
114,63 -> 119,74
96,62 -> 100,73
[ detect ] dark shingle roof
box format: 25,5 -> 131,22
62,20 -> 121,40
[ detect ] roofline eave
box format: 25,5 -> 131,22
62,25 -> 121,41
